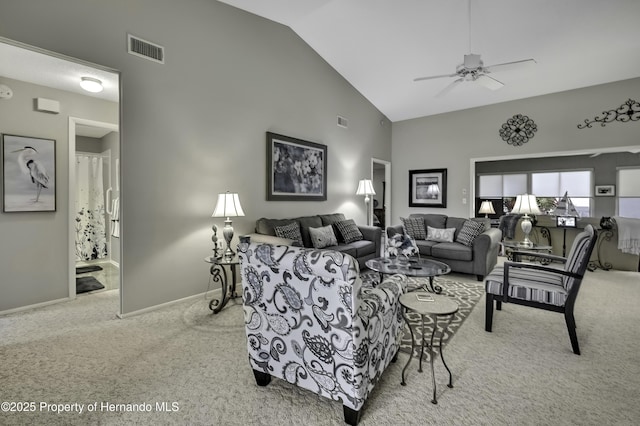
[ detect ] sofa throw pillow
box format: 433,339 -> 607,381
456,219 -> 485,247
426,226 -> 456,243
401,217 -> 427,240
386,233 -> 418,257
335,219 -> 364,244
309,225 -> 338,249
274,222 -> 303,246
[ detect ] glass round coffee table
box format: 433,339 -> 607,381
365,256 -> 451,293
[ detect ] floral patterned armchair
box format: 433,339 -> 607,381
238,241 -> 406,425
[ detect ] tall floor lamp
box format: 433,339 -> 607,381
511,193 -> 541,247
356,179 -> 376,226
212,191 -> 245,258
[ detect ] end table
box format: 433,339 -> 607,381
204,255 -> 240,314
400,291 -> 459,404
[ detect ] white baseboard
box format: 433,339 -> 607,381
0,297 -> 72,316
116,290 -> 217,319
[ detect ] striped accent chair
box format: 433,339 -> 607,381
484,225 -> 597,355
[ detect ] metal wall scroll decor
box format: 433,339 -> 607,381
577,99 -> 640,129
499,114 -> 537,146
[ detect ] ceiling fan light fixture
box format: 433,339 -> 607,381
80,77 -> 103,93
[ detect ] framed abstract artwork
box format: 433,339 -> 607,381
2,134 -> 56,212
409,168 -> 447,208
266,132 -> 327,201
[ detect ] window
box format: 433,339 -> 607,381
531,170 -> 592,217
618,168 -> 640,219
479,174 -> 527,197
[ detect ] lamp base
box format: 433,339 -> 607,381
520,215 -> 534,247
222,219 -> 235,258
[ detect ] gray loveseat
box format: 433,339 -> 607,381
246,213 -> 381,269
387,213 -> 502,281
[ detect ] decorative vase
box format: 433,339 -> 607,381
600,217 -> 613,230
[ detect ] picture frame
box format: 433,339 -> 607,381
594,184 -> 615,197
409,168 -> 447,208
266,132 -> 327,201
556,216 -> 577,228
2,134 -> 56,212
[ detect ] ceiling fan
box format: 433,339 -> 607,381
413,0 -> 536,97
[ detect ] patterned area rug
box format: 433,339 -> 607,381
362,272 -> 484,359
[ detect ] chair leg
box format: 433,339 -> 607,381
496,300 -> 502,310
252,369 -> 272,386
343,405 -> 362,426
485,295 -> 494,332
564,311 -> 581,355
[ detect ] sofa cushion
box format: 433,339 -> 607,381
456,219 -> 485,247
274,222 -> 303,246
335,219 -> 364,243
326,244 -> 357,258
431,242 -> 473,261
415,239 -> 437,256
349,239 -> 376,258
297,216 -> 324,247
401,216 -> 427,240
427,226 -> 456,243
445,216 -> 467,238
320,213 -> 346,226
410,213 -> 447,229
309,225 -> 338,249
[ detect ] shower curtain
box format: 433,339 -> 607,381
75,155 -> 108,261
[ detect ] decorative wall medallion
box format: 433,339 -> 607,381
578,98 -> 640,129
499,114 -> 537,146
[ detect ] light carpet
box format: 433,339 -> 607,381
1,265 -> 639,425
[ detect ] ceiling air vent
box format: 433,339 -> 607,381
337,115 -> 348,128
127,34 -> 164,64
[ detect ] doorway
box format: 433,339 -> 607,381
372,158 -> 391,248
69,118 -> 120,300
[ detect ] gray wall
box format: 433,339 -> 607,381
0,0 -> 391,314
0,76 -> 118,311
392,77 -> 640,222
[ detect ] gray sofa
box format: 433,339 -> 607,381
387,213 -> 502,281
246,213 -> 381,269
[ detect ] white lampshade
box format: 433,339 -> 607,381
511,194 -> 541,215
80,77 -> 103,93
356,179 -> 376,196
479,200 -> 496,215
212,192 -> 245,218
426,183 -> 440,198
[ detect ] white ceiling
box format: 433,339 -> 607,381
0,40 -> 119,103
218,0 -> 640,122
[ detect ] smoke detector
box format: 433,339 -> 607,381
0,84 -> 13,99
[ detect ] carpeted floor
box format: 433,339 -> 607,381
1,264 -> 639,425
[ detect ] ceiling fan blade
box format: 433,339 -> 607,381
483,58 -> 536,73
414,73 -> 458,82
435,78 -> 464,97
475,74 -> 504,90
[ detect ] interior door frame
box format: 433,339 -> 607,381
68,117 -> 119,305
372,157 -> 391,242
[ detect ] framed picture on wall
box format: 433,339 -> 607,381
2,134 -> 56,212
266,132 -> 327,201
409,168 -> 447,208
594,184 -> 615,197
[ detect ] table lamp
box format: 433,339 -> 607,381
511,193 -> 541,247
479,200 -> 496,218
356,179 -> 376,226
212,191 -> 245,258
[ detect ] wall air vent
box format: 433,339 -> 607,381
127,34 -> 164,64
337,115 -> 348,128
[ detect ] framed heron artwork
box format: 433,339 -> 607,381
2,134 -> 56,212
266,132 -> 327,201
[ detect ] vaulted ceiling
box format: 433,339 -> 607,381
218,0 -> 640,122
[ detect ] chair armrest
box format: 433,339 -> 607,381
359,225 -> 381,242
510,250 -> 567,264
500,261 -> 583,297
